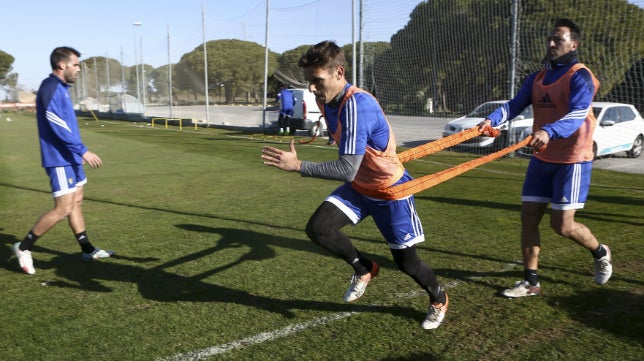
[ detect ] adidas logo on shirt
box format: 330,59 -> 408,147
538,93 -> 555,109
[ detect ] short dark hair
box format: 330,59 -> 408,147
554,18 -> 581,42
298,40 -> 345,70
50,46 -> 81,70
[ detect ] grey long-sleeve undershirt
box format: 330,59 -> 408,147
300,154 -> 364,182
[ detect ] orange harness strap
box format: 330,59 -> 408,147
353,129 -> 531,200
397,126 -> 499,163
298,116 -> 325,145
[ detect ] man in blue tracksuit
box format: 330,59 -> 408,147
276,85 -> 296,135
12,46 -> 113,275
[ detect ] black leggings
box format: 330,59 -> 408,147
278,114 -> 290,128
305,201 -> 364,271
305,201 -> 443,300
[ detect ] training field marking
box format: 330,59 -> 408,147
157,274 -> 491,361
158,312 -> 356,361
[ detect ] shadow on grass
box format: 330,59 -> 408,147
3,223 -> 643,347
551,288 -> 643,345
0,229 -> 20,273
418,195 -> 643,227
0,227 -> 424,323
425,245 -> 643,289
418,195 -> 520,213
587,194 -> 644,207
380,353 -> 440,361
0,181 -> 313,239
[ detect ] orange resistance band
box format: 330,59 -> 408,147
352,127 -> 532,200
397,126 -> 499,163
299,116 -> 326,144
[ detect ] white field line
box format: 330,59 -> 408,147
157,265 -> 519,361
158,312 -> 356,361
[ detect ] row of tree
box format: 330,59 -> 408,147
370,0 -> 643,113
0,50 -> 17,99
2,0 -> 642,113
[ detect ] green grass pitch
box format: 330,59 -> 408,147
0,113 -> 642,361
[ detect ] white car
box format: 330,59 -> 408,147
442,100 -> 534,149
514,102 -> 644,158
591,102 -> 644,158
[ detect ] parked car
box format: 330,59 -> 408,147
513,102 -> 644,158
442,100 -> 534,150
275,88 -> 326,136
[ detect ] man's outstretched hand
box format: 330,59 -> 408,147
261,140 -> 302,172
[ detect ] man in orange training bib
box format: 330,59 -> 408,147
481,18 -> 612,297
262,41 -> 448,329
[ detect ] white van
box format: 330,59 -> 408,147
283,88 -> 327,136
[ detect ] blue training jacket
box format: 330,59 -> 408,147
36,74 -> 88,167
277,88 -> 296,113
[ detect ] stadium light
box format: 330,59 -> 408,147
133,22 -> 142,110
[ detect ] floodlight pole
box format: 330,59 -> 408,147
508,0 -> 519,150
202,5 -> 210,123
105,53 -> 111,99
82,62 -> 88,99
351,0 -> 356,86
358,0 -> 364,88
133,22 -> 142,109
120,46 -> 125,95
509,0 -> 519,98
141,36 -> 146,111
167,25 -> 173,119
262,0 -> 270,130
93,57 -> 99,103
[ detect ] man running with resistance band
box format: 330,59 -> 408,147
262,41 -> 448,330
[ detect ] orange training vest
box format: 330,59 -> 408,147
324,86 -> 405,198
531,63 -> 599,163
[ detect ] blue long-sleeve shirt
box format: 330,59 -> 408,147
277,88 -> 296,114
487,59 -> 596,140
36,74 -> 88,167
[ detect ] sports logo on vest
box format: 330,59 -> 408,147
538,93 -> 555,109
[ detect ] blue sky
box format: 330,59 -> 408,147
1,0 -> 420,91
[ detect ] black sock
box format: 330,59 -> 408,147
20,231 -> 39,251
590,244 -> 607,259
75,231 -> 96,254
357,252 -> 374,273
350,257 -> 369,276
524,269 -> 539,286
428,286 -> 446,304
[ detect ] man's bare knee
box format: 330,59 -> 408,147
550,218 -> 575,237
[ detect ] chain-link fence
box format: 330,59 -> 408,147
69,0 -> 641,122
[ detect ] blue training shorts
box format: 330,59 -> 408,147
326,172 -> 425,249
521,157 -> 592,210
44,164 -> 87,198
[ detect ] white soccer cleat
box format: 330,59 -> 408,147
81,248 -> 115,261
594,244 -> 612,285
502,280 -> 541,298
421,293 -> 449,330
13,242 -> 35,275
343,262 -> 379,302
